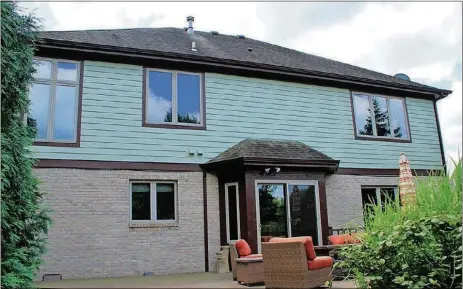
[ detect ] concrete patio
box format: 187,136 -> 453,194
37,272 -> 356,288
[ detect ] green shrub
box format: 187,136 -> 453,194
336,159 -> 462,289
1,2 -> 51,288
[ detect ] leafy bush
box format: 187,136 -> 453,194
336,159 -> 462,289
1,2 -> 51,288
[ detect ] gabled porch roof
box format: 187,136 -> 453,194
201,139 -> 340,173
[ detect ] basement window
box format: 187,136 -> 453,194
130,181 -> 178,225
361,186 -> 398,216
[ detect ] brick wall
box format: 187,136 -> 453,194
34,169 -> 220,279
325,174 -> 399,229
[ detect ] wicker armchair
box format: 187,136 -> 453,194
230,239 -> 262,281
262,240 -> 333,289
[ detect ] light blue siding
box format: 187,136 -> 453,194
31,61 -> 443,169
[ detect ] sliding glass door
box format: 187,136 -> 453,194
256,181 -> 320,252
258,184 -> 288,239
288,184 -> 318,241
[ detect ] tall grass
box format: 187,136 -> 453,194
364,158 -> 462,233
337,158 -> 462,289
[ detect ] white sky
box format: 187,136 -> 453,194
20,1 -> 462,170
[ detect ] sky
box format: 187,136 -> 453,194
19,1 -> 462,170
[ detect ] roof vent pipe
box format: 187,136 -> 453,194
191,41 -> 197,52
187,16 -> 194,35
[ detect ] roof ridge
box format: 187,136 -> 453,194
40,27 -> 181,33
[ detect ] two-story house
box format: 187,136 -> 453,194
30,17 -> 451,280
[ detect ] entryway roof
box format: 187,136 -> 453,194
202,139 -> 340,172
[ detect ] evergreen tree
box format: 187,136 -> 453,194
1,2 -> 51,288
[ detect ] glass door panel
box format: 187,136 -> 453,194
288,184 -> 319,245
258,184 -> 288,239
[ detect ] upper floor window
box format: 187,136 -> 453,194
351,92 -> 410,141
28,58 -> 81,145
143,69 -> 204,129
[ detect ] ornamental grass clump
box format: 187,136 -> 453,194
336,159 -> 462,289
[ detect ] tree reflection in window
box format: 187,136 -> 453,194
354,93 -> 407,139
164,112 -> 199,124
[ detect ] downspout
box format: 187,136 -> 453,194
202,171 -> 209,272
433,97 -> 447,174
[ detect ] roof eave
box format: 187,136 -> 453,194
37,38 -> 450,97
436,90 -> 453,101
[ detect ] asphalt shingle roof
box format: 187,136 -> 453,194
206,139 -> 338,164
39,27 -> 450,95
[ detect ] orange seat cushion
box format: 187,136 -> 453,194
235,239 -> 252,257
346,233 -> 362,244
242,254 -> 262,259
270,237 -> 317,261
307,256 -> 333,270
329,234 -> 348,245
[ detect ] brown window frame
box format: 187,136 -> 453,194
350,91 -> 412,143
30,58 -> 83,148
142,68 -> 206,130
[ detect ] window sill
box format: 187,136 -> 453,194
355,136 -> 411,143
129,222 -> 179,228
142,122 -> 206,130
33,141 -> 80,147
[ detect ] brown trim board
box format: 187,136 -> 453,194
433,99 -> 447,173
202,171 -> 209,272
35,159 -> 202,171
318,181 -> 329,245
336,168 -> 442,176
33,60 -> 84,148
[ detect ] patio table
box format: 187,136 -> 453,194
236,257 -> 264,287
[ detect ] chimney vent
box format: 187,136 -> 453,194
186,16 -> 194,35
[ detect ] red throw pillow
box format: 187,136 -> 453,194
235,239 -> 251,257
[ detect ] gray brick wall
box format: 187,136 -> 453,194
325,174 -> 399,229
34,169 -> 220,280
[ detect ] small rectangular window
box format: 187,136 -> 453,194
352,92 -> 410,141
145,69 -> 203,128
28,58 -> 80,145
361,187 -> 398,217
130,181 -> 177,224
